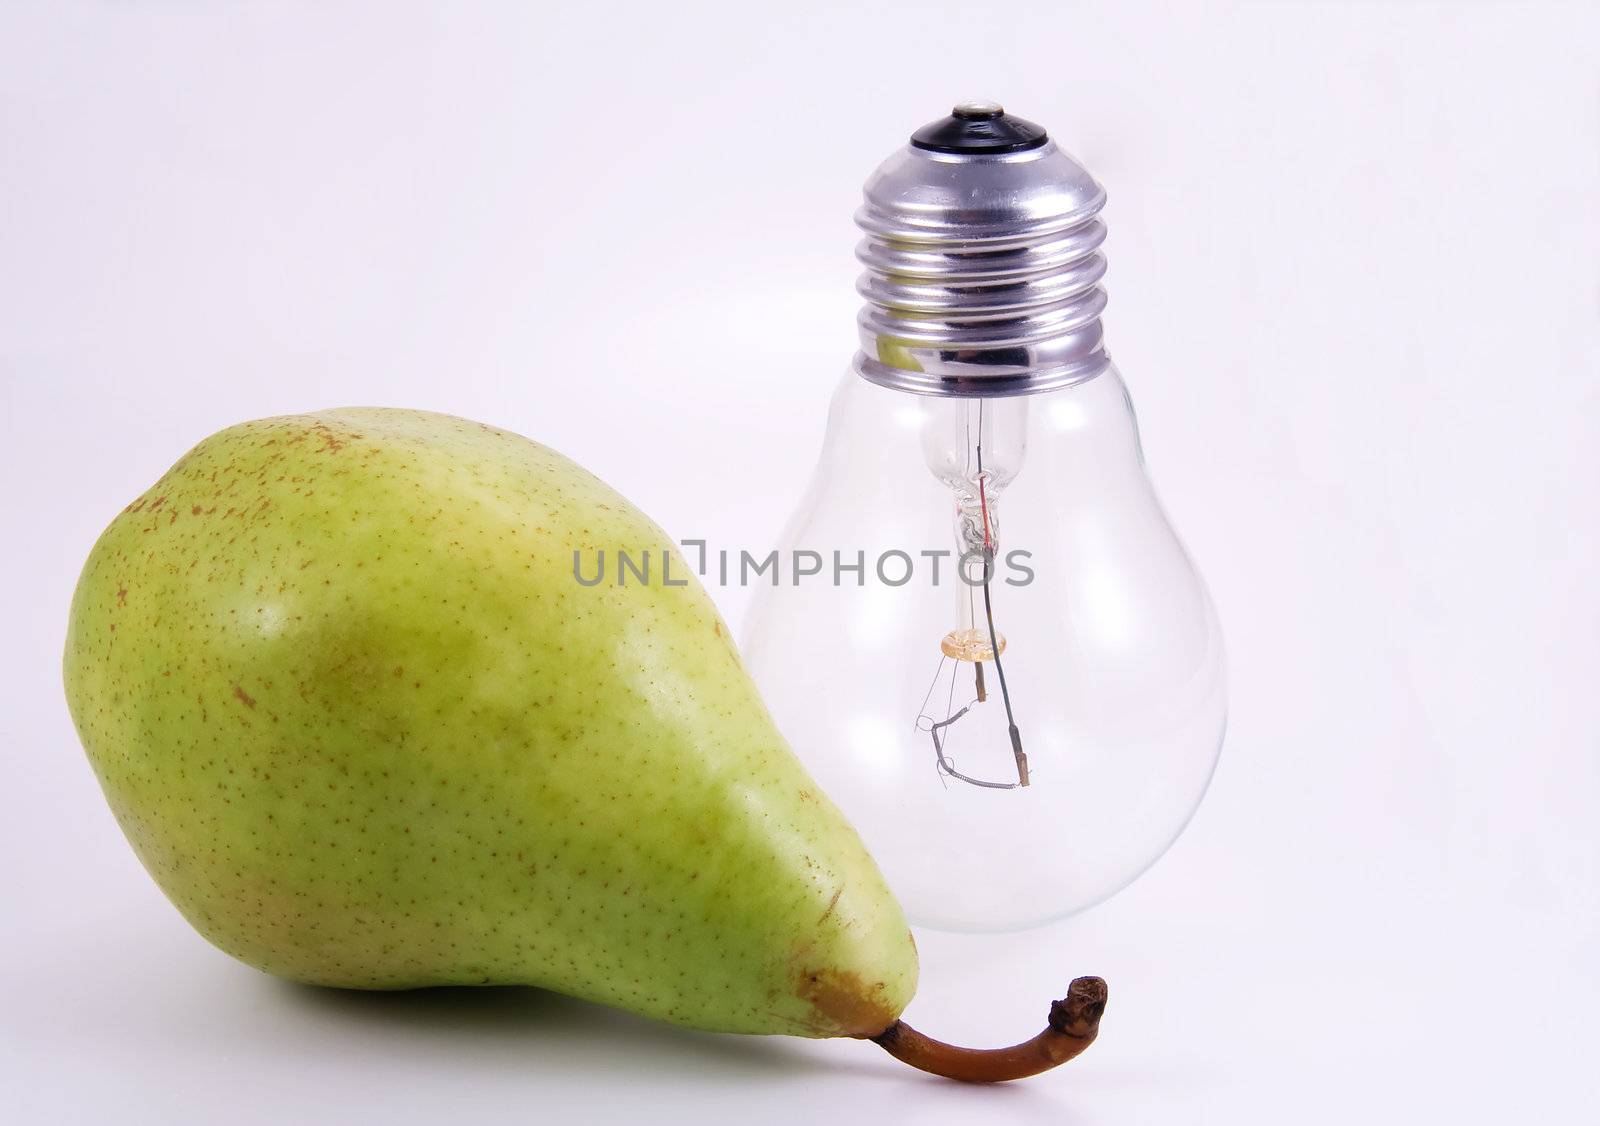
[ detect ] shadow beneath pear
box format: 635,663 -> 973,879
275,980 -> 891,1082
275,981 -> 1104,1117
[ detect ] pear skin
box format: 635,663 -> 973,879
64,408 -> 1104,1079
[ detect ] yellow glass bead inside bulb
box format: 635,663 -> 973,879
939,628 -> 1006,662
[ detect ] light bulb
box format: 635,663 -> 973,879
742,104 -> 1226,933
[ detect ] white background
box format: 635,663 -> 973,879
3,2 -> 1596,1122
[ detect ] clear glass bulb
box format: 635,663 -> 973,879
742,365 -> 1225,932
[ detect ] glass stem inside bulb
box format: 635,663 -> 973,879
916,400 -> 1031,790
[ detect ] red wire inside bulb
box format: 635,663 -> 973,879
978,477 -> 993,550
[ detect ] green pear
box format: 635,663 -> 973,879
63,408 -> 1103,1081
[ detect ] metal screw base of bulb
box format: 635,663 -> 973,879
854,105 -> 1113,398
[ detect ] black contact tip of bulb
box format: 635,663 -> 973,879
911,101 -> 1049,154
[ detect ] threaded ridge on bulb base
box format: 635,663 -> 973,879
853,137 -> 1112,398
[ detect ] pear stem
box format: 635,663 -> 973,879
867,976 -> 1106,1083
